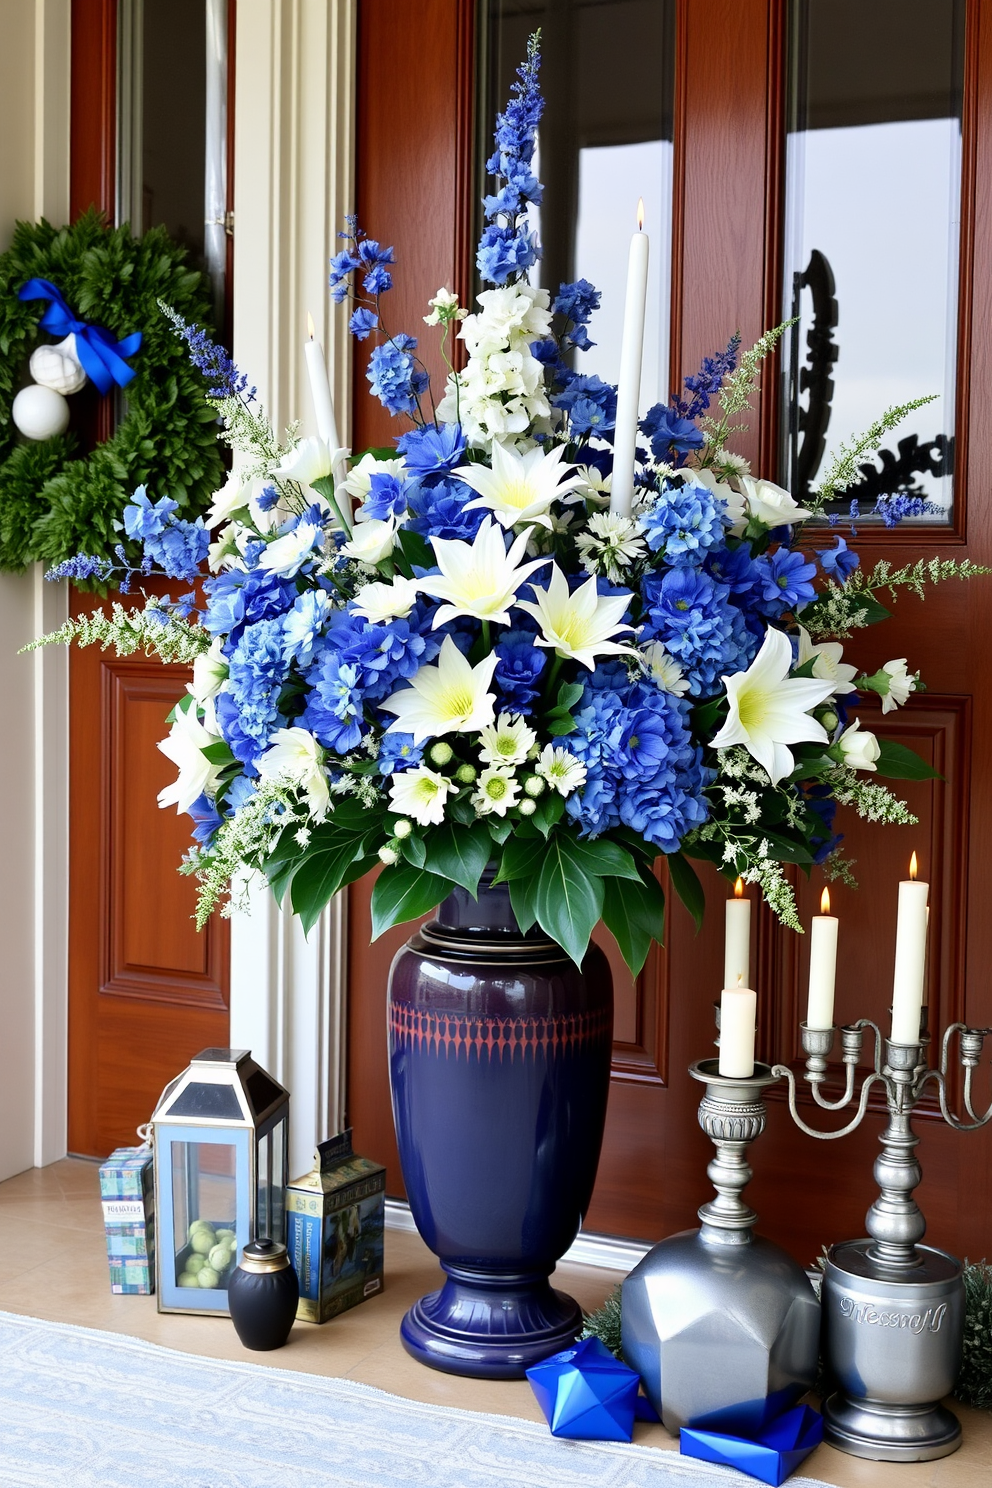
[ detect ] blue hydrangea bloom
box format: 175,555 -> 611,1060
283,590 -> 331,667
640,403 -> 706,459
140,517 -> 210,582
219,617 -> 289,767
376,732 -> 424,776
755,547 -> 818,615
327,610 -> 438,703
494,629 -> 546,714
817,535 -> 859,581
477,225 -> 540,285
641,567 -> 756,697
407,477 -> 488,542
300,657 -> 365,753
396,423 -> 467,477
706,542 -> 762,602
204,568 -> 298,644
367,334 -> 429,416
123,487 -> 178,541
640,478 -> 728,563
363,472 -> 410,521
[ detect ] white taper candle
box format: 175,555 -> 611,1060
724,878 -> 751,992
890,854 -> 929,1044
806,887 -> 838,1030
609,204 -> 649,518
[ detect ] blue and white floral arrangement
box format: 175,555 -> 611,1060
39,35 -> 987,971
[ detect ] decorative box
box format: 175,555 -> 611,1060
526,1336 -> 643,1441
286,1129 -> 386,1323
680,1404 -> 824,1486
98,1144 -> 155,1295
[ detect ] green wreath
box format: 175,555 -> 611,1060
0,208 -> 224,572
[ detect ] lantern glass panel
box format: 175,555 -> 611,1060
257,1117 -> 288,1243
170,1139 -> 239,1292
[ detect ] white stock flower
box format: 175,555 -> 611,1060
471,765 -> 520,817
382,634 -> 498,743
535,745 -> 587,797
516,566 -> 636,670
640,640 -> 690,697
880,658 -> 917,714
424,287 -> 466,326
257,727 -> 330,820
478,712 -> 536,767
459,283 -> 553,359
455,441 -> 584,530
711,626 -> 833,786
837,719 -> 881,772
416,517 -> 546,627
351,575 -> 421,623
388,766 -> 455,827
797,626 -> 858,696
188,636 -> 228,706
340,516 -> 400,565
157,698 -> 223,814
738,474 -> 812,529
340,452 -> 406,506
258,521 -> 324,578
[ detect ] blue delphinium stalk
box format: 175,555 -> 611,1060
477,32 -> 544,285
159,305 -> 256,402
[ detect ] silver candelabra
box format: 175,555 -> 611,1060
771,1016 -> 992,1461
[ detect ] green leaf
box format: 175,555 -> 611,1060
396,526 -> 433,571
758,828 -> 814,864
508,873 -> 538,933
692,696 -> 724,733
447,792 -> 477,826
555,682 -> 584,711
564,837 -> 641,882
546,716 -> 578,736
487,815 -> 514,846
853,592 -> 893,625
400,833 -> 427,869
201,740 -> 236,766
370,866 -> 454,941
667,852 -> 705,931
530,790 -> 565,837
494,833 -> 547,884
422,821 -> 492,895
290,837 -> 368,934
874,740 -> 941,781
601,873 -> 665,976
533,836 -> 604,965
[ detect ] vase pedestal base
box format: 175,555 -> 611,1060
822,1392 -> 961,1462
399,1262 -> 582,1379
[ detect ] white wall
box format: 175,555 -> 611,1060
0,0 -> 71,1179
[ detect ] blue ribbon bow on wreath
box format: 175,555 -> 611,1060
18,277 -> 142,395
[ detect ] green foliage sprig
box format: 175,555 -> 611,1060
0,210 -> 223,573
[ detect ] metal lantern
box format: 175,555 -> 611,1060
151,1048 -> 289,1316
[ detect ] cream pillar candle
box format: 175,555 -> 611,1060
806,887 -> 839,1030
304,312 -> 341,453
724,877 -> 751,992
890,853 -> 930,1045
719,983 -> 757,1078
609,202 -> 649,518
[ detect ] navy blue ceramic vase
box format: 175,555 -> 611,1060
387,872 -> 614,1378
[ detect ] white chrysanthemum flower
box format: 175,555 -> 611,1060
388,766 -> 456,827
575,511 -> 647,582
797,626 -> 858,696
416,518 -> 547,627
157,698 -> 223,814
340,515 -> 400,565
714,450 -> 751,477
351,575 -> 421,623
455,441 -> 584,530
257,727 -> 330,820
424,287 -> 467,326
478,712 -> 536,767
640,640 -> 690,698
258,521 -> 324,578
738,474 -> 811,529
711,627 -> 833,785
517,565 -> 637,670
572,464 -> 612,504
880,658 -> 917,714
471,765 -> 520,817
382,635 -> 498,743
836,719 -> 881,772
535,745 -> 587,797
340,452 -> 406,506
188,636 -> 228,706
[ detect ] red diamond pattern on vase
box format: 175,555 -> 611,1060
389,1003 -> 613,1062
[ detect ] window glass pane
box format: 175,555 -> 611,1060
483,0 -> 675,418
171,1140 -> 238,1291
782,0 -> 965,522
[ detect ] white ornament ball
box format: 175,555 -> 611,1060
29,334 -> 88,395
12,383 -> 70,441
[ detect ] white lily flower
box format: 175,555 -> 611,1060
640,640 -> 690,698
157,698 -> 223,815
738,474 -> 812,529
382,634 -> 498,743
351,575 -> 421,623
258,520 -> 324,578
711,627 -> 834,785
188,636 -> 228,706
340,452 -> 406,506
837,719 -> 881,772
340,515 -> 400,565
535,745 -> 587,797
880,658 -> 917,714
516,565 -> 637,670
455,441 -> 585,529
388,765 -> 456,826
416,517 -> 547,627
478,712 -> 536,767
272,436 -> 348,489
257,727 -> 330,820
797,626 -> 858,696
472,765 -> 520,817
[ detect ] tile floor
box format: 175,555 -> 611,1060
0,1159 -> 989,1487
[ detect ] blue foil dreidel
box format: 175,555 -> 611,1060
526,1336 -> 642,1441
680,1403 -> 824,1486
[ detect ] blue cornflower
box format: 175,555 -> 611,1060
476,224 -> 540,286
640,478 -> 728,563
640,403 -> 705,459
494,629 -> 546,714
552,374 -> 617,438
755,547 -> 818,614
349,307 -> 378,340
817,536 -> 859,582
553,278 -> 601,326
363,265 -> 393,296
256,484 -> 281,513
123,487 -> 178,540
187,793 -> 223,847
706,542 -> 762,602
356,238 -> 395,270
396,423 -> 467,477
367,334 -> 428,416
301,655 -> 365,753
376,732 -> 424,776
363,472 -> 410,521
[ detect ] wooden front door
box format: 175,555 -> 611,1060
346,0 -> 992,1264
67,0 -> 233,1156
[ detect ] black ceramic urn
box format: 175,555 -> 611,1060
228,1239 -> 299,1350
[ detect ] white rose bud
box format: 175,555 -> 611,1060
837,720 -> 880,772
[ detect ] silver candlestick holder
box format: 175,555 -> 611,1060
772,1018 -> 991,1462
622,1059 -> 820,1435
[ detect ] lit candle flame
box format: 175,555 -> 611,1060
734,876 -> 744,899
306,310 -> 316,340
637,198 -> 645,231
909,851 -> 918,881
820,887 -> 831,915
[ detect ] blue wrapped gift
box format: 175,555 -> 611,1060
680,1404 -> 824,1486
526,1337 -> 642,1441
